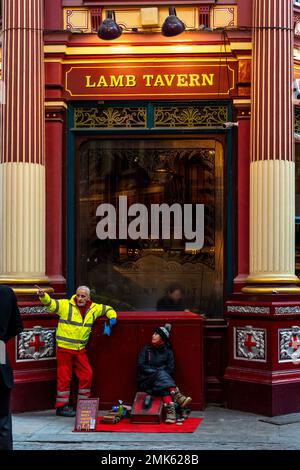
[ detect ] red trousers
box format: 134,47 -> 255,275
56,347 -> 92,408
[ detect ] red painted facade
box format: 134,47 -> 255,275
5,0 -> 300,417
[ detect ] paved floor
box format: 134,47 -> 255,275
11,405 -> 300,451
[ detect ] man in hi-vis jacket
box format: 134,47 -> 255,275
36,285 -> 117,417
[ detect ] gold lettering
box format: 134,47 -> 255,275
164,74 -> 175,86
86,71 -> 216,91
85,76 -> 96,88
154,75 -> 165,87
97,76 -> 109,87
126,75 -> 137,87
143,75 -> 154,86
202,73 -> 214,86
177,74 -> 188,87
189,74 -> 200,87
110,75 -> 124,87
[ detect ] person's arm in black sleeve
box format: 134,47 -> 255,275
0,287 -> 23,343
5,290 -> 23,342
164,348 -> 175,376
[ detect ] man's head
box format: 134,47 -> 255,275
167,284 -> 183,303
75,286 -> 91,307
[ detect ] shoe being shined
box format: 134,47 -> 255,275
171,388 -> 192,408
56,405 -> 76,417
164,402 -> 176,424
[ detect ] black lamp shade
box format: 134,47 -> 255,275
98,11 -> 122,40
162,7 -> 185,37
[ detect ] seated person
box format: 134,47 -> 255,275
137,323 -> 192,424
156,284 -> 186,311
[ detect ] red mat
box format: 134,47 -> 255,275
75,417 -> 203,433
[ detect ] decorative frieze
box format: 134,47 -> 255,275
74,104 -> 229,130
64,6 -> 199,33
234,326 -> 266,361
211,6 -> 237,28
295,108 -> 300,134
65,8 -> 90,31
16,326 -> 56,362
74,107 -> 147,129
19,306 -> 48,315
279,326 -> 300,363
154,105 -> 228,128
275,306 -> 300,315
227,306 -> 270,314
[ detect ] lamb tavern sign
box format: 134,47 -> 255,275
65,61 -> 236,100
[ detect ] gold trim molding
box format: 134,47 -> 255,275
0,278 -> 51,284
242,286 -> 300,294
13,287 -> 54,294
246,276 -> 300,284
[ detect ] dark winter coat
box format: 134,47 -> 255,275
137,343 -> 176,394
0,285 -> 23,389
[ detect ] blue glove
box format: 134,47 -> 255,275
103,321 -> 111,336
109,318 -> 117,327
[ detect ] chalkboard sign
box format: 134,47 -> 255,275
75,398 -> 99,431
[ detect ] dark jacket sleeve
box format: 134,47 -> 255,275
163,348 -> 175,376
137,347 -> 157,376
0,286 -> 23,343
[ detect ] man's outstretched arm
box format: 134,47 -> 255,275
35,285 -> 60,314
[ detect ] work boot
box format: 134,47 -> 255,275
56,405 -> 76,417
171,388 -> 192,408
164,402 -> 176,424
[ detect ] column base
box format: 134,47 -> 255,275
226,297 -> 300,416
11,370 -> 56,412
225,374 -> 300,416
242,275 -> 300,294
242,285 -> 300,294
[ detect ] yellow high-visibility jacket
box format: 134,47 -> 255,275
40,293 -> 117,351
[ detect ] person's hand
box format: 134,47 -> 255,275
35,285 -> 45,297
109,318 -> 117,327
103,321 -> 111,336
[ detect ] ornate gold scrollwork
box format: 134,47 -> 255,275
74,107 -> 147,128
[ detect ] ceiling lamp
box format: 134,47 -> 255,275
161,7 -> 185,37
98,11 -> 122,40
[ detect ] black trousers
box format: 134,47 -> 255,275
0,375 -> 12,451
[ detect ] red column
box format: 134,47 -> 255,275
2,0 -> 44,166
0,0 -> 53,296
225,0 -> 300,416
233,108 -> 250,291
2,0 -> 56,414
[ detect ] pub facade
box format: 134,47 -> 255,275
2,0 -> 300,416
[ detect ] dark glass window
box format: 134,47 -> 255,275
77,138 -> 223,316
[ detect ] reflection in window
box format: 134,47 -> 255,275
77,139 -> 223,317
